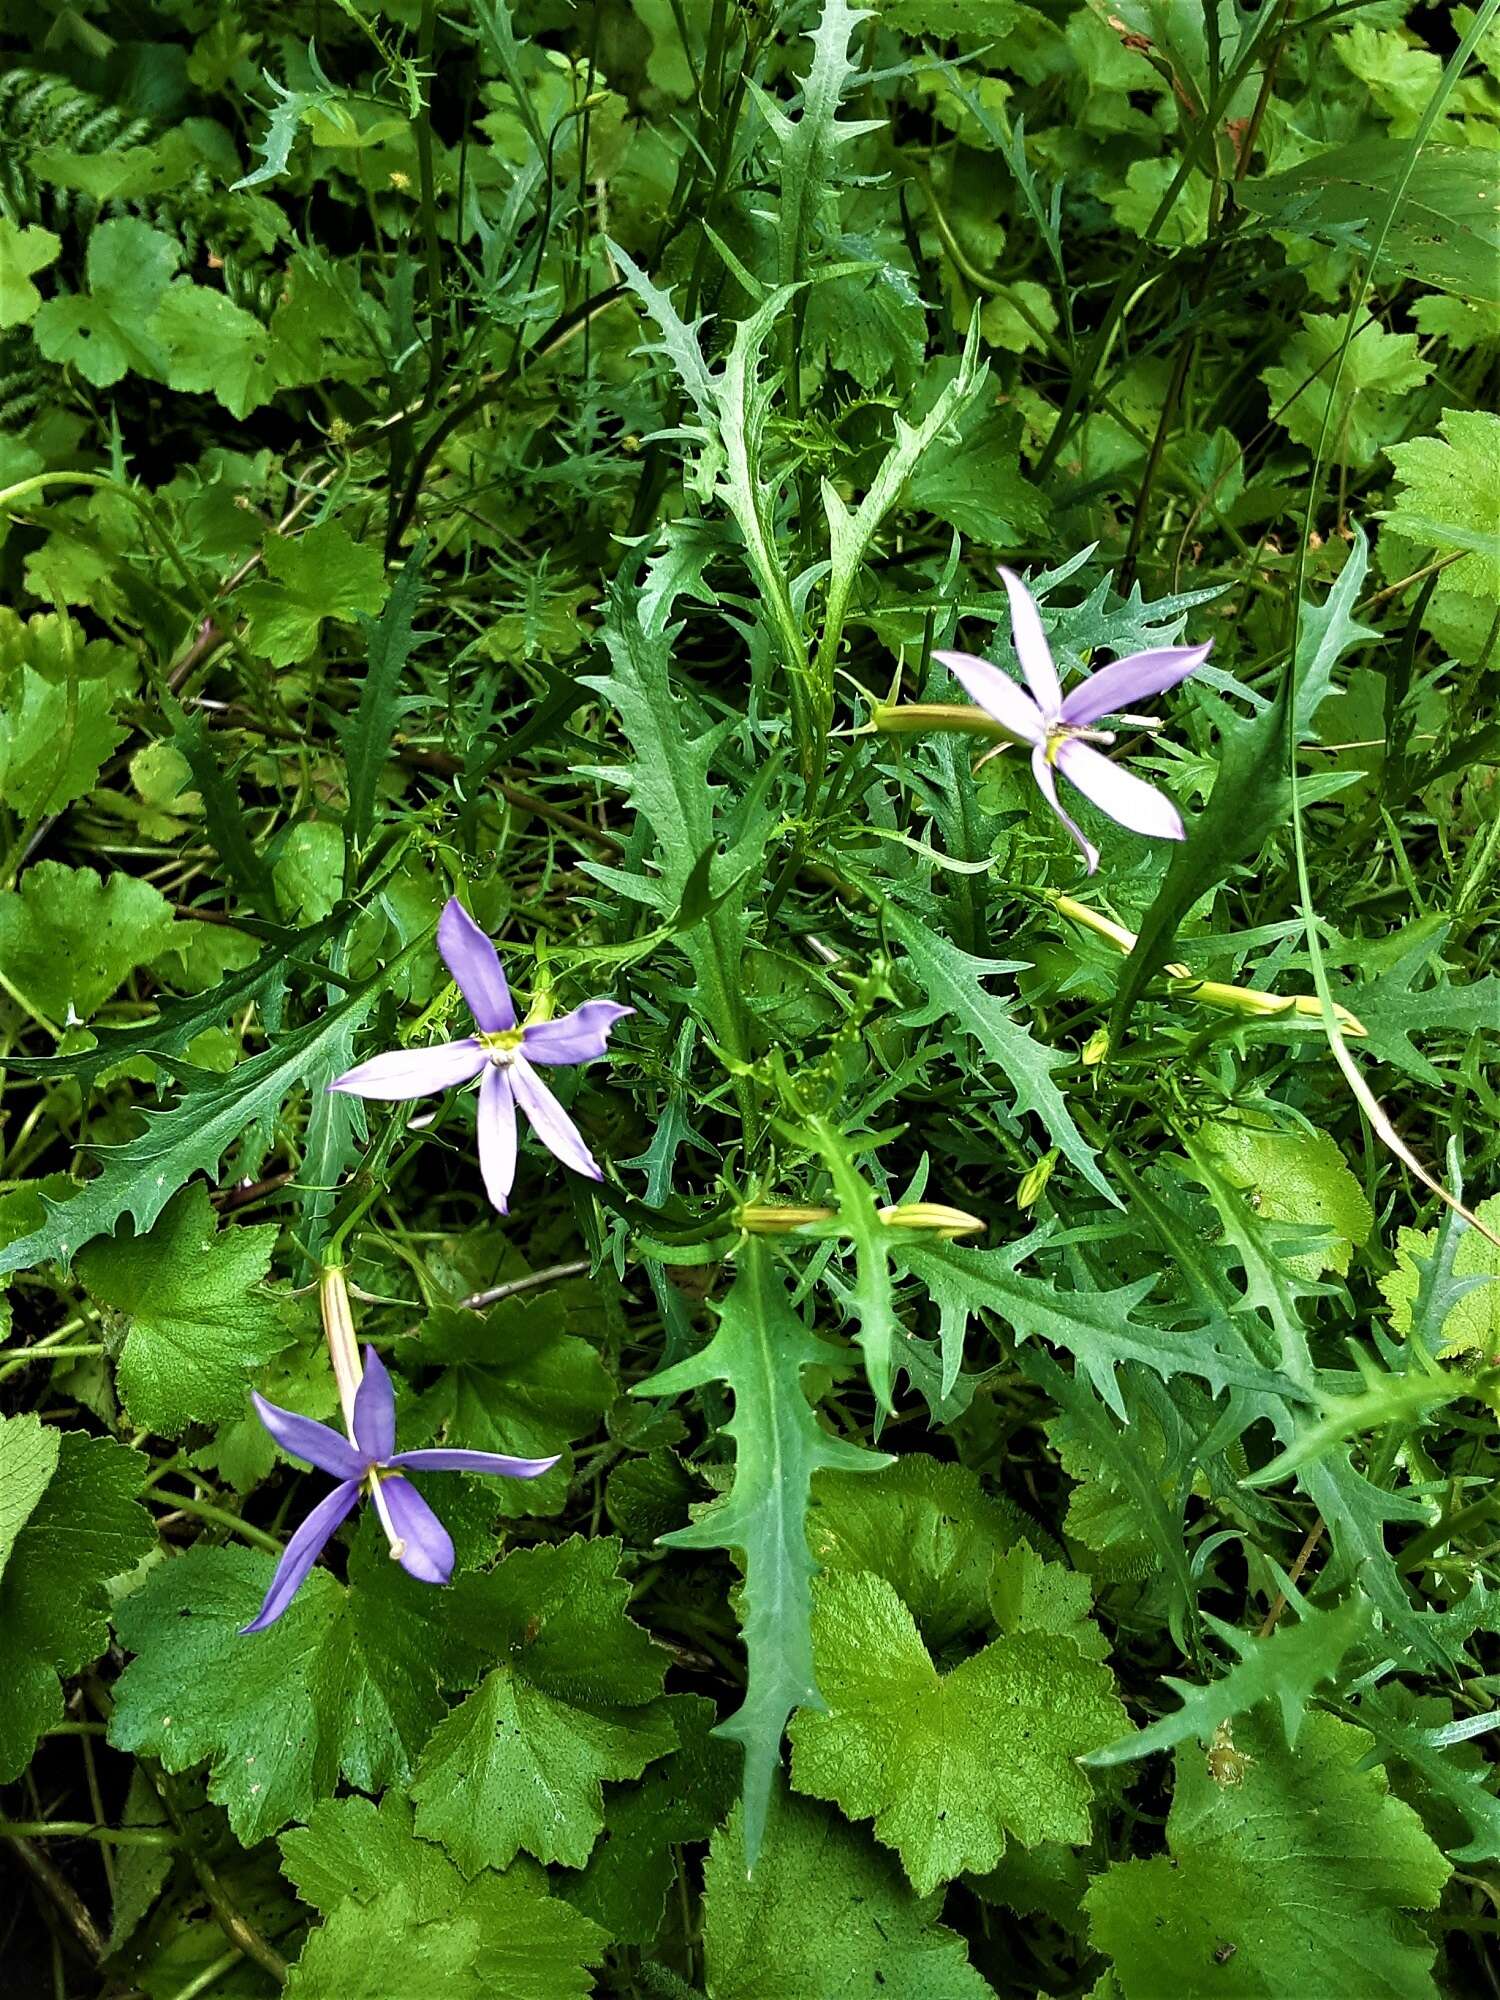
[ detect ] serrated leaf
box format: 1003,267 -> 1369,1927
0,1413 -> 60,1584
989,1543 -> 1109,1661
608,241 -> 717,428
1382,409 -> 1500,602
809,1454 -> 1032,1649
0,668 -> 129,826
341,546 -> 427,865
800,1114 -> 903,1411
0,862 -> 176,1026
905,1237 -> 1275,1415
702,1787 -> 992,1999
280,1794 -> 607,1999
1085,1597 -> 1371,1767
0,1431 -> 154,1781
2,909 -> 344,1084
1263,315 -> 1428,467
805,254 -> 927,392
1381,1194 -> 1500,1359
110,1530 -> 474,1845
152,281 -> 279,420
165,699 -> 279,917
1290,522 -> 1376,737
1345,923 -> 1500,1087
1196,1119 -> 1373,1279
233,58 -> 343,191
31,217 -> 176,386
237,520 -> 389,667
0,925 -> 427,1277
883,901 -> 1112,1201
1109,679 -> 1290,1046
1352,1688 -> 1500,1868
78,1183 -> 291,1436
406,1298 -> 613,1519
1085,1710 -> 1451,2000
287,1888 -> 484,1998
410,1536 -> 672,1872
586,592 -> 766,1075
790,1568 -> 1125,1893
1244,1345 -> 1468,1491
763,0 -> 881,292
0,218 -> 60,329
566,1693 -> 739,1944
906,400 -> 1049,547
639,1243 -> 890,1864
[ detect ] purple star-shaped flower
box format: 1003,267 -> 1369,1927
242,1346 -> 558,1632
935,567 -> 1212,874
330,899 -> 632,1213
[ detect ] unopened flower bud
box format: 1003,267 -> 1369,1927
876,1202 -> 984,1237
870,701 -> 1012,739
737,1204 -> 837,1234
1165,975 -> 1367,1035
1016,1150 -> 1059,1210
736,1201 -> 984,1238
1082,1027 -> 1111,1066
1050,892 -> 1367,1036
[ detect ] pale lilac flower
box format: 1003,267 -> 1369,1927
242,1345 -> 558,1631
935,568 -> 1212,873
330,899 -> 632,1213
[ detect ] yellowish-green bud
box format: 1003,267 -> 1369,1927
877,1201 -> 984,1238
869,701 -> 1014,739
1016,1149 -> 1059,1210
319,1264 -> 361,1434
738,1204 -> 839,1234
1165,975 -> 1367,1035
736,1201 -> 984,1238
1050,892 -> 1368,1036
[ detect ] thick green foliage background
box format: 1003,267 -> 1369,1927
0,0 -> 1497,1994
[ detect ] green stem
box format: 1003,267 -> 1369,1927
167,1949 -> 245,2000
1035,3 -> 1289,482
413,0 -> 446,415
0,1822 -> 179,1847
152,1491 -> 283,1555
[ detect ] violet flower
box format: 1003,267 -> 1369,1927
935,567 -> 1212,873
330,899 -> 632,1213
242,1345 -> 558,1631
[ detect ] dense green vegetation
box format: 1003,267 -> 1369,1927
1,0 -> 1497,1994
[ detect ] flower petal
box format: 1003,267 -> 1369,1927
511,1056 -> 602,1181
390,1447 -> 562,1478
999,567 -> 1062,718
1058,642 -> 1213,728
1030,746 -> 1099,874
521,1001 -> 634,1067
239,1479 -> 361,1633
380,1475 -> 455,1584
328,1038 -> 484,1101
1056,739 -> 1185,842
477,1064 -> 517,1214
351,1345 -> 396,1462
932,649 -> 1046,745
438,899 -> 515,1032
251,1394 -> 364,1480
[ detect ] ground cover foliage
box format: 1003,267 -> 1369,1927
0,0 -> 1497,1993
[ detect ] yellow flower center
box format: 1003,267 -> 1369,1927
477,1027 -> 525,1068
